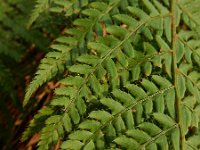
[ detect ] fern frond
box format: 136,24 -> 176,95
23,43 -> 71,106
61,81 -> 175,149
24,0 -> 120,106
0,62 -> 15,96
27,0 -> 49,28
22,107 -> 54,141
0,40 -> 21,61
49,0 -> 88,16
23,0 -> 200,149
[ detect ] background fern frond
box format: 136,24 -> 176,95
27,0 -> 49,28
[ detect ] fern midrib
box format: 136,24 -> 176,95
83,86 -> 175,147
171,0 -> 185,149
179,70 -> 200,90
177,36 -> 200,58
125,51 -> 168,71
139,123 -> 178,149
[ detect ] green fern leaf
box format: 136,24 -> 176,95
23,0 -> 200,149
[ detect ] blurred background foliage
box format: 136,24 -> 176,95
0,0 -> 64,149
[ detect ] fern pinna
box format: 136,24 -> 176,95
22,0 -> 200,149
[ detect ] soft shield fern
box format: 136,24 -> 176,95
23,0 -> 200,149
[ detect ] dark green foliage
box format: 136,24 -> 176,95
23,0 -> 200,149
0,0 -> 63,148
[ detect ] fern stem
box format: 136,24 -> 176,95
171,0 -> 185,149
